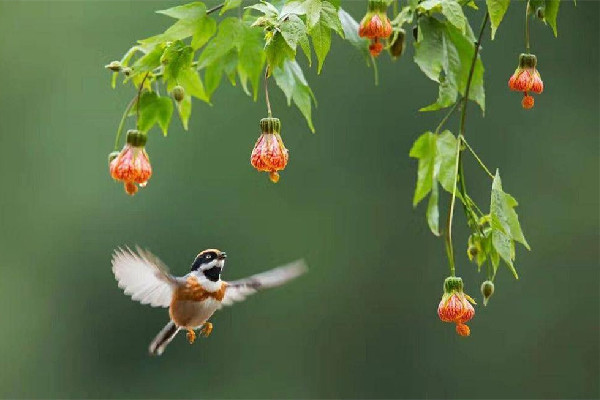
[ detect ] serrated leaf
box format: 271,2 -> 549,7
486,0 -> 510,39
265,32 -> 295,69
414,17 -> 485,112
221,0 -> 243,14
139,19 -> 197,49
197,18 -> 243,69
273,60 -> 316,132
178,68 -> 209,102
281,1 -> 307,17
161,41 -> 194,82
310,19 -> 331,73
176,95 -> 192,130
132,44 -> 166,73
280,14 -> 311,64
192,17 -> 217,49
489,170 -> 530,279
409,131 -> 436,206
137,91 -> 174,136
237,26 -> 266,100
320,1 -> 344,37
436,130 -> 459,193
338,8 -> 371,64
544,0 -> 560,36
441,0 -> 467,33
246,2 -> 280,17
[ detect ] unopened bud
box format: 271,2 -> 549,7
536,6 -> 545,19
389,29 -> 405,59
480,280 -> 494,306
172,86 -> 185,102
122,67 -> 132,77
105,61 -> 122,72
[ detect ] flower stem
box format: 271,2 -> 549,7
264,67 -> 272,117
461,136 -> 494,179
435,101 -> 460,134
135,72 -> 150,129
207,3 -> 224,15
114,97 -> 136,151
525,0 -> 531,52
445,12 -> 489,276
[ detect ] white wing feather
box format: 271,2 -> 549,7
112,247 -> 176,308
221,259 -> 308,307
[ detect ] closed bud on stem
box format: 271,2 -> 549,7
105,61 -> 122,72
122,67 -> 132,77
389,29 -> 405,59
481,280 -> 494,306
172,86 -> 185,102
536,6 -> 545,20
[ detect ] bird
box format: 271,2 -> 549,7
111,247 -> 307,356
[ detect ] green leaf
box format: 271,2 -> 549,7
265,32 -> 295,70
237,25 -> 266,100
280,14 -> 311,63
414,17 -> 485,112
157,2 -> 207,20
486,0 -> 510,39
273,60 -> 316,132
178,68 -> 209,102
310,19 -> 331,73
132,44 -> 166,73
338,8 -> 371,64
176,96 -> 192,130
436,130 -> 459,194
161,41 -> 194,82
441,0 -> 467,33
197,18 -> 243,69
192,17 -> 217,49
544,0 -> 560,37
137,91 -> 174,136
489,170 -> 530,279
320,1 -> 344,37
221,0 -> 243,14
427,181 -> 440,236
409,131 -> 437,206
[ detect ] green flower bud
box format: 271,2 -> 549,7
122,67 -> 132,77
481,280 -> 494,306
536,6 -> 545,20
389,29 -> 406,59
260,117 -> 281,134
108,151 -> 120,163
172,86 -> 185,102
105,61 -> 122,72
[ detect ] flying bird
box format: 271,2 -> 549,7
111,247 -> 307,356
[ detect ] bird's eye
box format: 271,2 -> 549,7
206,254 -> 212,259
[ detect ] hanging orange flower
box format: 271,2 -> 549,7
109,129 -> 152,195
508,53 -> 544,109
359,0 -> 392,39
437,276 -> 476,336
250,117 -> 289,183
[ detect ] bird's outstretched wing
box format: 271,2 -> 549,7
112,246 -> 177,308
221,259 -> 308,307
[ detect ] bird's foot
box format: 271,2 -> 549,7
186,329 -> 196,344
200,322 -> 213,338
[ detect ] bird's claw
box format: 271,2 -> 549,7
186,329 -> 196,344
200,322 -> 213,338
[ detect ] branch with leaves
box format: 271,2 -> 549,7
105,0 -> 569,337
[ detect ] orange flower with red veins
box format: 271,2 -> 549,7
369,39 -> 384,56
508,53 -> 544,109
251,117 -> 288,183
109,129 -> 152,196
437,276 -> 476,336
359,0 -> 392,40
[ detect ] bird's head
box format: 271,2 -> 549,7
190,249 -> 227,282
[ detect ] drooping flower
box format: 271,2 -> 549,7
437,276 -> 476,336
508,53 -> 544,109
109,129 -> 152,196
251,117 -> 289,183
359,1 -> 392,40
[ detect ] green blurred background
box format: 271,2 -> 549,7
0,1 -> 597,398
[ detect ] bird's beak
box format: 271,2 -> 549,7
218,252 -> 227,260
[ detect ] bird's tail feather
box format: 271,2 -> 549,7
149,321 -> 179,356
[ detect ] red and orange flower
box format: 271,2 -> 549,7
508,53 -> 544,109
109,130 -> 152,196
437,276 -> 476,336
251,117 -> 289,183
359,0 -> 392,57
